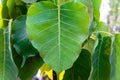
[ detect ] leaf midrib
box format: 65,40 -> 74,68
58,1 -> 61,70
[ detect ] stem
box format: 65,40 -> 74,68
53,71 -> 57,80
0,18 -> 10,21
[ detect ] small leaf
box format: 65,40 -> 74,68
27,1 -> 90,73
0,20 -> 18,80
90,32 -> 112,80
63,49 -> 91,80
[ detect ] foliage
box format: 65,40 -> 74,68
0,0 -> 120,80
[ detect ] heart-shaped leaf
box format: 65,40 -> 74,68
27,1 -> 90,73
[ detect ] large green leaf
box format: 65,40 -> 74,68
12,15 -> 38,59
90,32 -> 111,80
27,1 -> 90,73
63,49 -> 91,80
0,20 -> 18,80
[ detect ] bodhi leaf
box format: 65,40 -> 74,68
12,15 -> 38,59
0,20 -> 18,80
90,32 -> 112,80
27,1 -> 90,73
63,49 -> 91,80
